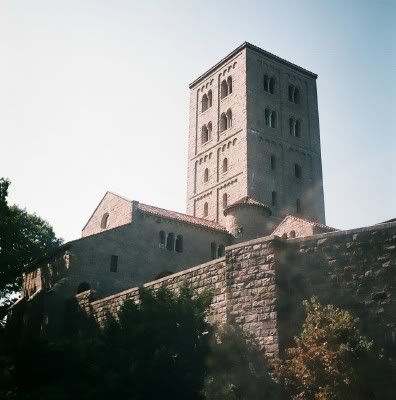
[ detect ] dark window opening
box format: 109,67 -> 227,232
217,244 -> 225,258
221,80 -> 228,99
110,255 -> 118,272
270,154 -> 276,170
290,230 -> 296,238
211,242 -> 217,260
203,202 -> 209,217
159,230 -> 166,249
175,235 -> 183,253
271,191 -> 277,207
294,163 -> 302,179
296,199 -> 302,214
166,233 -> 174,251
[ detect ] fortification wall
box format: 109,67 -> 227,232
77,221 -> 396,365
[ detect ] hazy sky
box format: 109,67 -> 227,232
0,0 -> 394,241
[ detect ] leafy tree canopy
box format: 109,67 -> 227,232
0,178 -> 62,316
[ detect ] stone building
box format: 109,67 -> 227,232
9,43 -> 395,374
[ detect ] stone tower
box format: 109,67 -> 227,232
186,42 -> 326,226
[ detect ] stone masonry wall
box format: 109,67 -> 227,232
77,221 -> 396,367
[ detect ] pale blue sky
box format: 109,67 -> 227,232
0,0 -> 394,241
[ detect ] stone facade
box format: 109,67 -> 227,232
186,42 -> 326,227
75,221 -> 396,366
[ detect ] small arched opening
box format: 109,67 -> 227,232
175,235 -> 183,253
221,80 -> 228,99
166,233 -> 175,251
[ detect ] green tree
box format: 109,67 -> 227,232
277,297 -> 375,400
204,323 -> 276,400
0,178 -> 62,319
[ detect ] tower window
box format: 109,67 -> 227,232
220,113 -> 227,132
203,202 -> 208,217
288,85 -> 300,104
226,108 -> 232,129
265,108 -> 277,128
201,125 -> 210,143
221,80 -> 228,99
270,154 -> 276,170
204,168 -> 209,183
166,233 -> 174,251
101,213 -> 109,229
227,76 -> 232,94
202,94 -> 208,112
110,255 -> 118,272
264,75 -> 275,94
271,191 -> 277,206
296,199 -> 302,214
208,90 -> 213,107
175,235 -> 183,253
294,163 -> 302,179
222,193 -> 228,208
159,231 -> 166,249
222,157 -> 228,173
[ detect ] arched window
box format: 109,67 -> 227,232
226,109 -> 232,129
263,75 -> 269,92
290,230 -> 296,238
221,80 -> 228,99
101,213 -> 109,229
208,122 -> 212,139
227,76 -> 232,94
175,235 -> 183,253
294,163 -> 302,179
289,118 -> 295,135
204,168 -> 209,182
295,120 -> 301,137
159,231 -> 166,249
270,154 -> 276,170
269,77 -> 275,94
265,108 -> 270,126
222,193 -> 228,208
222,157 -> 228,173
220,113 -> 227,132
217,244 -> 225,257
201,125 -> 209,143
271,191 -> 277,206
211,242 -> 217,259
282,233 -> 288,239
202,93 -> 208,112
208,90 -> 213,107
296,199 -> 302,214
166,233 -> 174,251
270,111 -> 277,128
77,282 -> 90,294
288,85 -> 294,102
203,202 -> 209,217
294,88 -> 300,104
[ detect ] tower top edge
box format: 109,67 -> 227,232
188,42 -> 318,89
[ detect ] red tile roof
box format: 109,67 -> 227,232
224,196 -> 272,215
138,203 -> 228,233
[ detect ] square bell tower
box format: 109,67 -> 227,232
186,42 -> 326,226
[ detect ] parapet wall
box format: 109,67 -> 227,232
77,221 -> 396,364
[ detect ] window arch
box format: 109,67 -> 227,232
220,113 -> 227,132
101,213 -> 109,229
295,120 -> 301,137
226,108 -> 232,129
270,154 -> 276,170
208,90 -> 213,107
290,230 -> 296,238
204,168 -> 209,182
288,85 -> 294,102
222,193 -> 228,208
175,235 -> 183,253
271,191 -> 277,206
270,111 -> 277,128
217,244 -> 225,257
227,76 -> 232,94
221,80 -> 228,99
202,93 -> 208,112
294,88 -> 300,104
201,125 -> 209,143
269,77 -> 275,94
159,231 -> 166,249
289,117 -> 295,135
166,233 -> 174,251
222,157 -> 228,173
263,75 -> 269,92
203,202 -> 209,217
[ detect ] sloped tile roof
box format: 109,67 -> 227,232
138,203 -> 228,233
224,196 -> 272,215
274,215 -> 336,233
